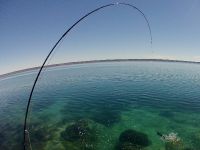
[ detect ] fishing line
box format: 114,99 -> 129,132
26,32 -> 67,145
23,3 -> 153,149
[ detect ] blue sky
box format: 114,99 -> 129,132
0,0 -> 200,74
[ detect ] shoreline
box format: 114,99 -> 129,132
1,59 -> 200,79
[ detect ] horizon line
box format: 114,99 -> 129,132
1,58 -> 200,78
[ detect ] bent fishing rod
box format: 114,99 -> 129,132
23,2 -> 152,149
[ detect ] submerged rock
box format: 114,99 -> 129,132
119,129 -> 151,147
61,120 -> 92,141
116,142 -> 142,150
157,132 -> 187,150
61,119 -> 97,150
116,129 -> 151,150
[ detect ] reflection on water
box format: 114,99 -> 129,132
1,61 -> 200,149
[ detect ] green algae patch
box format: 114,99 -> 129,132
91,110 -> 121,127
29,122 -> 57,150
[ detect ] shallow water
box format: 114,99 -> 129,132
0,61 -> 200,150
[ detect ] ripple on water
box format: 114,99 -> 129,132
1,61 -> 200,149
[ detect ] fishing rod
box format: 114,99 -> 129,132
23,2 -> 152,149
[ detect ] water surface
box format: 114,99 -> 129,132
0,61 -> 200,150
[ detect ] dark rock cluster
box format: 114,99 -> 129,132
60,119 -> 97,150
115,129 -> 151,150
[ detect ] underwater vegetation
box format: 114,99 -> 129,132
0,133 -> 7,150
159,110 -> 175,118
91,110 -> 121,127
115,129 -> 151,150
60,119 -> 97,150
190,131 -> 200,150
29,122 -> 56,149
61,100 -> 122,127
164,140 -> 184,150
0,123 -> 23,150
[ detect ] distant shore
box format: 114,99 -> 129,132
1,59 -> 200,79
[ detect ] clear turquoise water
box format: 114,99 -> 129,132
1,61 -> 200,150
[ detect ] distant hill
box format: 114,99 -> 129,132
1,59 -> 200,79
